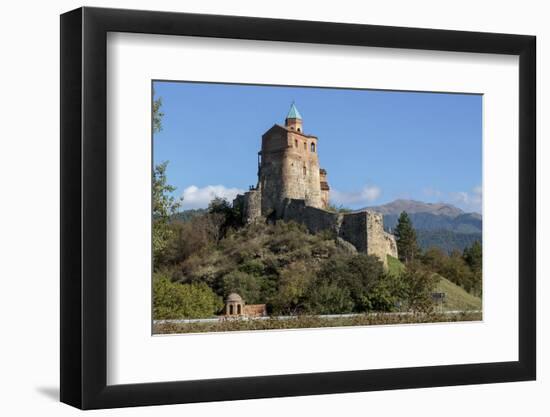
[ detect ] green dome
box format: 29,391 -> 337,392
286,103 -> 302,120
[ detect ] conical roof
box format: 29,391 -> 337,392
286,102 -> 302,120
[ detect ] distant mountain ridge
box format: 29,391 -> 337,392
366,199 -> 482,253
367,199 -> 471,218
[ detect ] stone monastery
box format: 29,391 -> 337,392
233,103 -> 397,268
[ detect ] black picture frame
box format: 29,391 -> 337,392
60,6 -> 536,410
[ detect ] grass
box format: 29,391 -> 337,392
387,255 -> 481,312
154,311 -> 482,334
387,255 -> 406,276
436,275 -> 482,311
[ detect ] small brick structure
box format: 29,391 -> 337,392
224,293 -> 267,318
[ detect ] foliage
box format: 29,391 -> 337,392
394,211 -> 420,263
152,161 -> 181,265
153,205 -> 478,319
463,240 -> 482,271
162,214 -> 223,266
208,197 -> 243,239
401,263 -> 439,313
152,89 -> 164,134
221,270 -> 262,304
171,208 -> 208,222
387,255 -> 406,277
421,243 -> 482,296
269,261 -> 315,315
416,229 -> 482,254
153,274 -> 223,319
305,254 -> 398,314
304,283 -> 354,315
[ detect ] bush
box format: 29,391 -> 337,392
269,261 -> 316,315
208,197 -> 243,237
221,270 -> 263,304
363,273 -> 409,312
421,246 -> 481,296
401,263 -> 439,313
314,253 -> 386,312
153,274 -> 223,319
304,282 -> 354,314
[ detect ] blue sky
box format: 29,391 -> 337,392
153,81 -> 482,213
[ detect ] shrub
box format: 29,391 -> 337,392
304,282 -> 354,314
401,263 -> 439,313
363,273 -> 409,312
314,253 -> 385,312
153,274 -> 223,319
221,270 -> 262,304
269,261 -> 316,315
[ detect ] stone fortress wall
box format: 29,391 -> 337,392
234,195 -> 398,268
233,104 -> 398,268
280,199 -> 397,267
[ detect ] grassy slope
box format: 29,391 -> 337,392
387,256 -> 481,312
435,275 -> 482,311
387,255 -> 406,276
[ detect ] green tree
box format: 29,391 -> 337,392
440,250 -> 475,292
153,161 -> 181,266
463,241 -> 482,296
402,263 -> 439,313
394,211 -> 420,264
153,274 -> 223,319
153,88 -> 164,134
208,197 -> 243,239
221,270 -> 262,304
269,261 -> 315,315
421,247 -> 447,271
304,282 -> 354,315
463,240 -> 482,272
309,253 -> 387,313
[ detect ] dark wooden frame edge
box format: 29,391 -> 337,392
60,6 -> 536,410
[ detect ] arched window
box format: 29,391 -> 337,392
229,305 -> 234,315
303,166 -> 307,176
237,304 -> 242,315
311,143 -> 316,152
303,142 -> 307,150
297,128 -> 301,132
295,139 -> 298,148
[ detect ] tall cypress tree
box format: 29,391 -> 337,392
394,211 -> 420,264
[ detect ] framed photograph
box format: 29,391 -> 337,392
60,6 -> 536,409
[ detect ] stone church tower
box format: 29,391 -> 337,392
258,103 -> 330,216
233,103 -> 398,268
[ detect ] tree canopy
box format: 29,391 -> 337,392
394,211 -> 420,264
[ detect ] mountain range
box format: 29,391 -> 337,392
366,199 -> 482,253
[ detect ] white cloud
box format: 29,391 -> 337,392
330,185 -> 381,207
181,185 -> 245,209
449,185 -> 482,213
